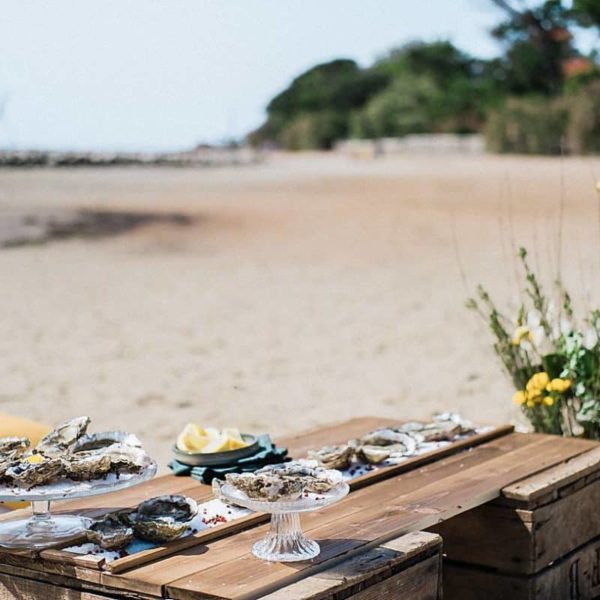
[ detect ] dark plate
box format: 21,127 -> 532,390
172,433 -> 259,467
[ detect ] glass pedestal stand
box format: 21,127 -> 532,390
252,512 -> 320,562
217,481 -> 349,562
0,501 -> 92,550
0,458 -> 157,550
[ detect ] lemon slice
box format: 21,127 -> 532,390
202,434 -> 229,453
222,428 -> 244,442
177,423 -> 209,452
225,436 -> 248,450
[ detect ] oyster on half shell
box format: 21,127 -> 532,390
36,417 -> 91,457
307,444 -> 354,470
74,431 -> 142,453
0,438 -> 30,479
122,495 -> 198,543
65,451 -> 113,481
87,515 -> 134,550
256,460 -> 344,494
225,472 -> 304,501
4,457 -> 65,489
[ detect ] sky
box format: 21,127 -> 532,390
0,1 -> 525,151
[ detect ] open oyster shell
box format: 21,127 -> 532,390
122,495 -> 198,543
0,438 -> 30,481
226,460 -> 344,501
225,472 -> 304,501
36,417 -> 91,457
74,431 -> 142,453
306,444 -> 354,470
65,451 -> 113,481
87,515 -> 134,550
4,457 -> 65,489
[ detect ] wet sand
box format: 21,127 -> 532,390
1,152 -> 599,468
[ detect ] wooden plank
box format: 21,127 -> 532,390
166,435 -> 594,600
502,446 -> 600,506
0,561 -> 156,599
443,534 -> 600,600
260,531 -> 441,600
0,551 -> 105,586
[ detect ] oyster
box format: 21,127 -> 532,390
87,515 -> 134,550
65,451 -> 112,481
74,431 -> 142,453
0,437 -> 30,458
101,443 -> 146,474
357,429 -> 418,453
5,457 -> 65,489
36,416 -> 90,457
355,444 -> 392,464
307,444 -> 354,470
0,438 -> 31,482
255,460 -> 344,494
123,495 -> 198,543
226,472 -> 304,501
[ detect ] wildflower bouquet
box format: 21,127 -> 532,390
468,248 -> 600,438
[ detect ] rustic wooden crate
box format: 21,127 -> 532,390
433,446 -> 600,599
262,532 -> 442,600
443,534 -> 600,600
0,532 -> 442,600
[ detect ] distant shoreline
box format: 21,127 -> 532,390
0,147 -> 262,168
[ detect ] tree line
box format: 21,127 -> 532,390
248,0 -> 600,154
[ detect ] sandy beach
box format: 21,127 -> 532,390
1,152 -> 599,468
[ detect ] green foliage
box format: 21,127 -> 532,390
573,0 -> 600,28
485,96 -> 569,154
248,2 -> 600,152
485,80 -> 600,154
565,80 -> 600,153
278,111 -> 349,151
469,246 -> 600,438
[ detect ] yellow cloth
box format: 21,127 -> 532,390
0,414 -> 51,510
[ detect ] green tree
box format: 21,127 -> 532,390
490,0 -> 577,94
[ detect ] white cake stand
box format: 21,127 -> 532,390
218,482 -> 349,562
0,458 -> 157,550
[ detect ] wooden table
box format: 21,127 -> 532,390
0,417 -> 596,599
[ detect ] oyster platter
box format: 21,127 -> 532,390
0,416 -> 155,498
0,417 -> 157,549
217,460 -> 350,562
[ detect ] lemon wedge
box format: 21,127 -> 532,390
222,428 -> 244,442
176,424 -> 250,453
202,434 -> 230,453
177,423 -> 209,452
225,436 -> 248,450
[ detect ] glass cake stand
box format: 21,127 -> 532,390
0,457 -> 157,550
217,481 -> 349,562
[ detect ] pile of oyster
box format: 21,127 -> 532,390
307,413 -> 477,468
85,495 -> 198,550
225,459 -> 344,502
0,417 -> 149,490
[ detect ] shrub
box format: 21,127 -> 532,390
565,80 -> 600,154
485,96 -> 569,154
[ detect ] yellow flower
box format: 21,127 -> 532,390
512,326 -> 530,346
526,372 -> 550,395
546,378 -> 572,393
513,391 -> 527,405
543,396 -> 555,406
526,399 -> 535,408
